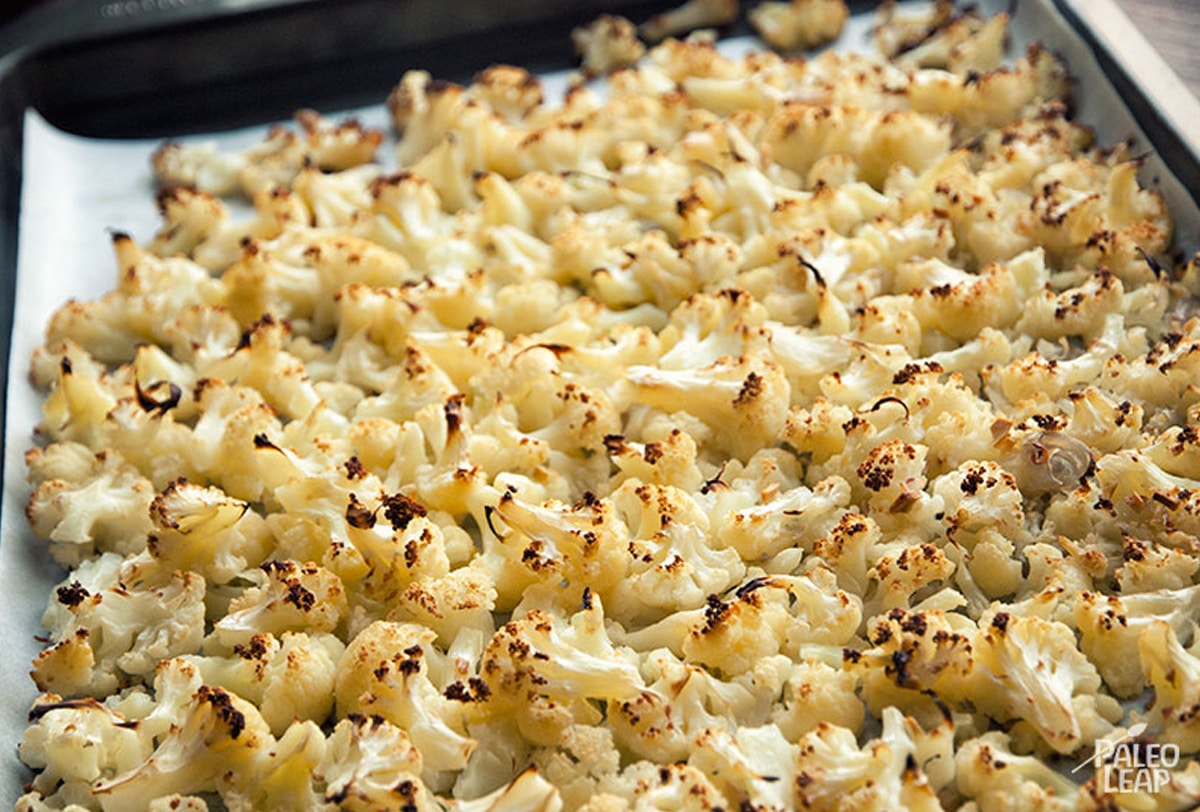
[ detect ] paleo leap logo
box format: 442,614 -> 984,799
1072,723 -> 1180,794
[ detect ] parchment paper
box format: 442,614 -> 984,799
2,116 -> 167,804
3,0 -> 1199,804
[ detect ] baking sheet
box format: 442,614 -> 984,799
3,0 -> 1200,804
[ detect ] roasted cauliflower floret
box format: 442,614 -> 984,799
335,621 -> 476,781
626,354 -> 789,460
572,15 -> 646,78
34,553 -> 206,697
186,631 -> 344,735
750,0 -> 849,52
25,445 -> 157,568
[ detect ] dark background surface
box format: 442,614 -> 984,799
0,1 -> 1196,96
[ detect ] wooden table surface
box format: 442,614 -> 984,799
1112,0 -> 1200,99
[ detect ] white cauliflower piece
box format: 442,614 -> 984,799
477,595 -> 645,727
453,767 -> 564,812
529,724 -> 622,810
607,479 -> 745,625
639,0 -> 738,42
932,459 -> 1028,545
219,719 -> 330,811
92,681 -> 275,810
147,479 -> 271,586
688,725 -> 798,810
600,762 -> 731,810
320,714 -> 430,810
572,15 -> 646,78
186,631 -> 344,735
609,647 -> 777,763
25,445 -> 156,568
18,695 -> 154,808
750,0 -> 848,52
213,559 -> 348,647
1138,622 -> 1200,753
773,658 -> 865,739
335,621 -> 476,780
956,730 -> 1081,811
789,716 -> 948,812
974,612 -> 1119,754
1075,585 -> 1200,699
34,553 -> 206,697
626,355 -> 789,460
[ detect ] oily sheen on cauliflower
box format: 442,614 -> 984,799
16,2 -> 1200,811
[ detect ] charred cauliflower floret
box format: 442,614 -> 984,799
626,354 -> 790,460
34,553 -> 206,697
749,0 -> 849,52
572,15 -> 646,78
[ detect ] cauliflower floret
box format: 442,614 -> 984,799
387,564 -> 498,645
91,681 -> 275,811
25,446 -> 157,568
453,767 -> 564,812
530,724 -> 623,810
485,489 -> 629,613
607,480 -> 745,625
186,631 -> 345,735
147,185 -> 231,260
18,695 -> 155,807
573,15 -> 646,78
1015,269 -> 1125,342
147,479 -> 272,586
626,354 -> 789,460
34,553 -> 206,697
602,761 -> 731,810
605,426 -> 705,493
687,725 -> 798,810
152,110 -> 380,197
335,621 -> 476,781
749,0 -> 848,52
867,541 -> 957,614
773,658 -> 864,739
676,582 -> 792,676
1137,622 -> 1200,753
955,731 -> 1081,812
907,44 -> 1072,138
894,8 -> 1008,75
656,290 -> 770,373
974,612 -> 1120,754
609,647 -> 777,763
853,439 -> 936,520
714,474 -> 852,562
1093,450 -> 1200,538
639,0 -> 738,42
320,714 -> 432,811
219,719 -> 330,811
871,0 -> 957,60
932,459 -> 1028,545
1075,585 -> 1200,699
850,608 -> 978,726
213,560 -> 348,647
477,595 -> 645,730
789,715 -> 948,812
